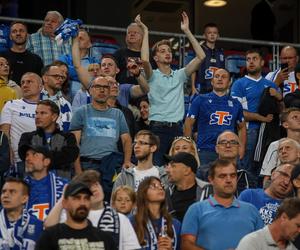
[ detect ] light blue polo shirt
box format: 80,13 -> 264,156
148,68 -> 188,122
181,195 -> 264,250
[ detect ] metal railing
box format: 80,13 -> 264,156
1,15 -> 300,70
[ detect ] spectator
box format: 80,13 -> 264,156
19,144 -> 68,221
0,131 -> 9,188
239,163 -> 294,225
26,10 -> 71,65
18,100 -> 79,179
184,68 -> 246,164
261,137 -> 300,185
191,23 -> 225,94
260,108 -> 300,184
130,176 -> 181,250
0,21 -> 43,84
0,177 -> 43,249
237,197 -> 300,250
135,97 -> 150,132
266,46 -> 299,96
0,72 -> 42,177
165,152 -> 210,222
181,159 -> 263,250
284,63 -> 300,108
113,130 -> 168,192
137,12 -> 206,165
41,64 -> 72,131
35,180 -> 117,250
70,76 -> 132,200
51,60 -> 70,101
44,170 -> 140,250
111,185 -> 136,216
231,49 -> 281,179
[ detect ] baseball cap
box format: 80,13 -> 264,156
164,152 -> 198,174
64,181 -> 93,198
19,144 -> 52,161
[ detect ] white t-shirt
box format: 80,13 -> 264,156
60,208 -> 140,250
134,166 -> 159,191
260,140 -> 280,176
0,99 -> 37,162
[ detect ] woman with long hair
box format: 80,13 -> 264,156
130,176 -> 181,250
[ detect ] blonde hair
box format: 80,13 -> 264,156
111,185 -> 136,204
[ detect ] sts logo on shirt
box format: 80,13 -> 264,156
283,82 -> 298,94
31,203 -> 49,220
205,66 -> 219,80
209,111 -> 232,125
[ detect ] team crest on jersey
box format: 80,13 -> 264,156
205,66 -> 219,80
27,224 -> 36,235
210,111 -> 232,125
32,203 -> 49,220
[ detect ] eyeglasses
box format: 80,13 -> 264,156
276,170 -> 291,182
149,183 -> 164,190
217,140 -> 239,146
46,74 -> 66,81
91,84 -> 110,90
132,141 -> 152,146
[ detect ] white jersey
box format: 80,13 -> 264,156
134,166 -> 160,191
0,99 -> 37,162
260,140 -> 280,176
266,70 -> 298,96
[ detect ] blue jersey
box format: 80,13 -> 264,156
187,92 -> 244,151
24,172 -> 68,221
195,44 -> 225,93
231,76 -> 278,129
0,208 -> 43,250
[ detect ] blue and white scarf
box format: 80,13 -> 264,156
54,18 -> 83,45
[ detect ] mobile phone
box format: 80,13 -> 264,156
280,63 -> 288,70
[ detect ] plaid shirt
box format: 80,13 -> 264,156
27,31 -> 71,65
40,88 -> 72,131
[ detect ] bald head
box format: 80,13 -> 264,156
280,46 -> 299,70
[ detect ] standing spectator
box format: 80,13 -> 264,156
231,49 -> 281,178
239,163 -> 294,225
237,197 -> 300,250
165,152 -> 210,222
192,23 -> 225,94
137,12 -> 206,165
130,176 -> 181,250
266,46 -> 299,96
41,64 -> 72,131
70,76 -> 132,200
0,177 -> 43,250
26,11 -> 71,66
113,130 -> 167,192
184,68 -> 246,164
18,100 -> 79,179
0,72 -> 42,176
0,21 -> 43,84
135,97 -> 150,132
19,144 -> 68,221
35,180 -> 117,250
181,159 -> 263,250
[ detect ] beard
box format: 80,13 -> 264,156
69,206 -> 89,222
135,152 -> 151,162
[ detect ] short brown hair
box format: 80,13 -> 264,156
72,170 -> 100,187
3,177 -> 30,196
152,39 -> 172,57
280,107 -> 300,123
275,197 -> 300,220
135,130 -> 160,149
208,159 -> 237,178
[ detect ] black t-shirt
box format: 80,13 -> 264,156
171,184 -> 197,222
114,48 -> 141,85
35,222 -> 117,250
0,49 -> 43,84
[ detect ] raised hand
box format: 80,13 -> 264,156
180,11 -> 190,32
135,14 -> 148,32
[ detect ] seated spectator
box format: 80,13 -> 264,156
237,197 -> 300,250
1,72 -> 42,177
130,176 -> 181,250
112,130 -> 168,192
19,144 -> 68,221
239,163 -> 294,225
18,100 -> 79,179
111,185 -> 136,216
26,10 -> 71,65
165,152 -> 210,222
52,60 -> 70,101
0,21 -> 43,84
0,177 -> 43,249
44,170 -> 140,250
181,159 -> 263,250
135,97 -> 150,132
35,180 -> 117,250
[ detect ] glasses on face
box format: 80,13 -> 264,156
46,74 -> 66,81
276,170 -> 291,182
149,183 -> 164,190
91,84 -> 110,90
132,140 -> 152,146
217,140 -> 239,146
